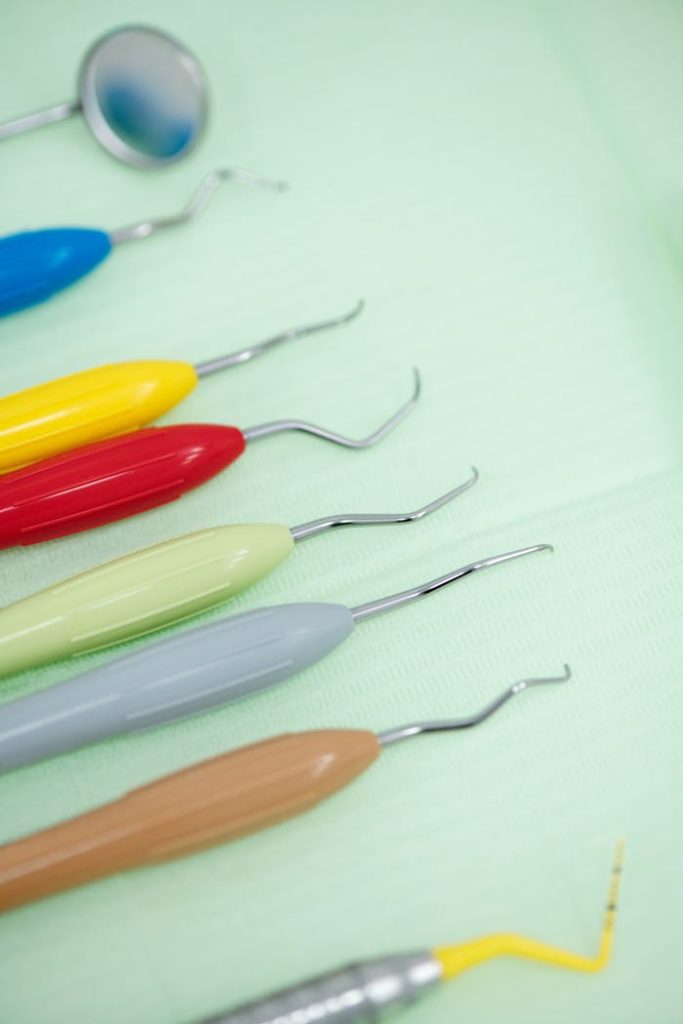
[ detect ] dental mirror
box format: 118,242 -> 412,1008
0,25 -> 207,168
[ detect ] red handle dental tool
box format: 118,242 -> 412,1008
0,371 -> 419,548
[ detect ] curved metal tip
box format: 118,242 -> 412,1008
347,366 -> 421,447
299,298 -> 364,334
213,166 -> 288,192
511,663 -> 571,694
378,665 -> 570,746
341,298 -> 365,323
405,466 -> 478,521
389,466 -> 478,525
243,367 -> 421,449
475,543 -> 554,570
290,466 -> 480,540
351,541 -> 552,623
411,366 -> 422,402
502,543 -> 553,559
509,663 -> 571,698
195,298 -> 366,377
110,165 -> 287,244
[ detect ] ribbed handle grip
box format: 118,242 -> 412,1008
0,730 -> 379,912
0,228 -> 112,319
0,603 -> 355,771
203,955 -> 440,1024
0,424 -> 244,547
0,359 -> 197,473
0,524 -> 294,675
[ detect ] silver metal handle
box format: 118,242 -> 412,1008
201,953 -> 442,1024
0,100 -> 79,140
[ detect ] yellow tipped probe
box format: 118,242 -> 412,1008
436,839 -> 623,979
200,843 -> 624,1023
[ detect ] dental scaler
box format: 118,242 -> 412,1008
0,167 -> 286,321
0,667 -> 569,910
0,542 -> 551,772
198,841 -> 623,1024
0,369 -> 417,548
0,471 -> 477,676
0,294 -> 361,473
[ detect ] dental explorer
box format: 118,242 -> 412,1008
0,667 -> 570,911
0,167 -> 287,319
0,470 -> 478,676
0,290 -> 362,474
0,542 -> 551,772
0,367 -> 416,548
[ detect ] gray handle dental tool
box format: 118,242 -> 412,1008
0,543 -> 552,772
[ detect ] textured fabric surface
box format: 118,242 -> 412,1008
1,2 -> 682,1021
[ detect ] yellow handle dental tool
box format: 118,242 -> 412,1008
0,298 -> 362,473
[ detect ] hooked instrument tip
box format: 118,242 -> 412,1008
378,665 -> 570,746
194,298 -> 367,377
510,663 -> 571,696
243,367 -> 421,449
110,164 -> 287,244
290,466 -> 479,541
341,298 -> 365,323
435,839 -> 624,980
351,540 -> 552,623
411,366 -> 422,402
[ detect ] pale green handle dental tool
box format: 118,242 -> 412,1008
0,470 -> 477,677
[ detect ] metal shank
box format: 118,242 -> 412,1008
195,300 -> 364,378
378,665 -> 571,746
291,467 -> 478,541
0,101 -> 80,140
244,369 -> 421,449
110,167 -> 287,244
351,543 -> 552,623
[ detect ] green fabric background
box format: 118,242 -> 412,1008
1,1 -> 682,1020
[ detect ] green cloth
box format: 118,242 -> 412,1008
1,1 -> 681,1020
